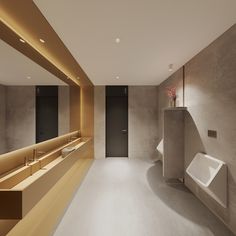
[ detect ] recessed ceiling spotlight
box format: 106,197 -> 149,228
19,38 -> 25,43
116,76 -> 120,79
115,38 -> 121,43
26,76 -> 31,79
168,64 -> 174,72
39,38 -> 45,43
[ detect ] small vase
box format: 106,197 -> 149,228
169,98 -> 176,108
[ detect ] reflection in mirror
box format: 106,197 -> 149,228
0,40 -> 70,154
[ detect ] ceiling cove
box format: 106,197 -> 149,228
34,0 -> 236,85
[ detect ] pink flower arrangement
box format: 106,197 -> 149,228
166,87 -> 177,100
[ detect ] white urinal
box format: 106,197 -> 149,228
186,153 -> 227,208
156,139 -> 164,161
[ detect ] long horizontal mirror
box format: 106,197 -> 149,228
0,39 -> 71,154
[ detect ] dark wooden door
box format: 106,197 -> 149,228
106,86 -> 128,157
36,86 -> 58,143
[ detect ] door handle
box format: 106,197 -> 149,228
122,129 -> 127,132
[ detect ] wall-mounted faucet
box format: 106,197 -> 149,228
24,157 -> 29,166
68,136 -> 78,142
32,149 -> 46,161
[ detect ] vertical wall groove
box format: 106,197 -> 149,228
183,65 -> 185,107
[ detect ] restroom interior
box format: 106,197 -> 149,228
0,0 -> 236,235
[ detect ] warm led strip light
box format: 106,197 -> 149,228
0,18 -> 80,86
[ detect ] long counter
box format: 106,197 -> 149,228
0,134 -> 93,219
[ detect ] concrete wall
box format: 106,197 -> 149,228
94,86 -> 159,160
58,86 -> 70,136
0,85 -> 6,154
158,24 -> 236,234
129,86 -> 159,161
184,24 -> 236,234
5,86 -> 36,152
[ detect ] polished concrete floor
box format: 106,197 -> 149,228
53,158 -> 234,236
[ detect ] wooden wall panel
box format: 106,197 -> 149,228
69,86 -> 81,132
81,86 -> 94,137
0,1 -> 95,234
81,86 -> 94,159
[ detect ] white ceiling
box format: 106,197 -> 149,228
0,40 -> 66,86
34,0 -> 236,85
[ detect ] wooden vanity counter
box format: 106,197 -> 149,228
0,136 -> 92,219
